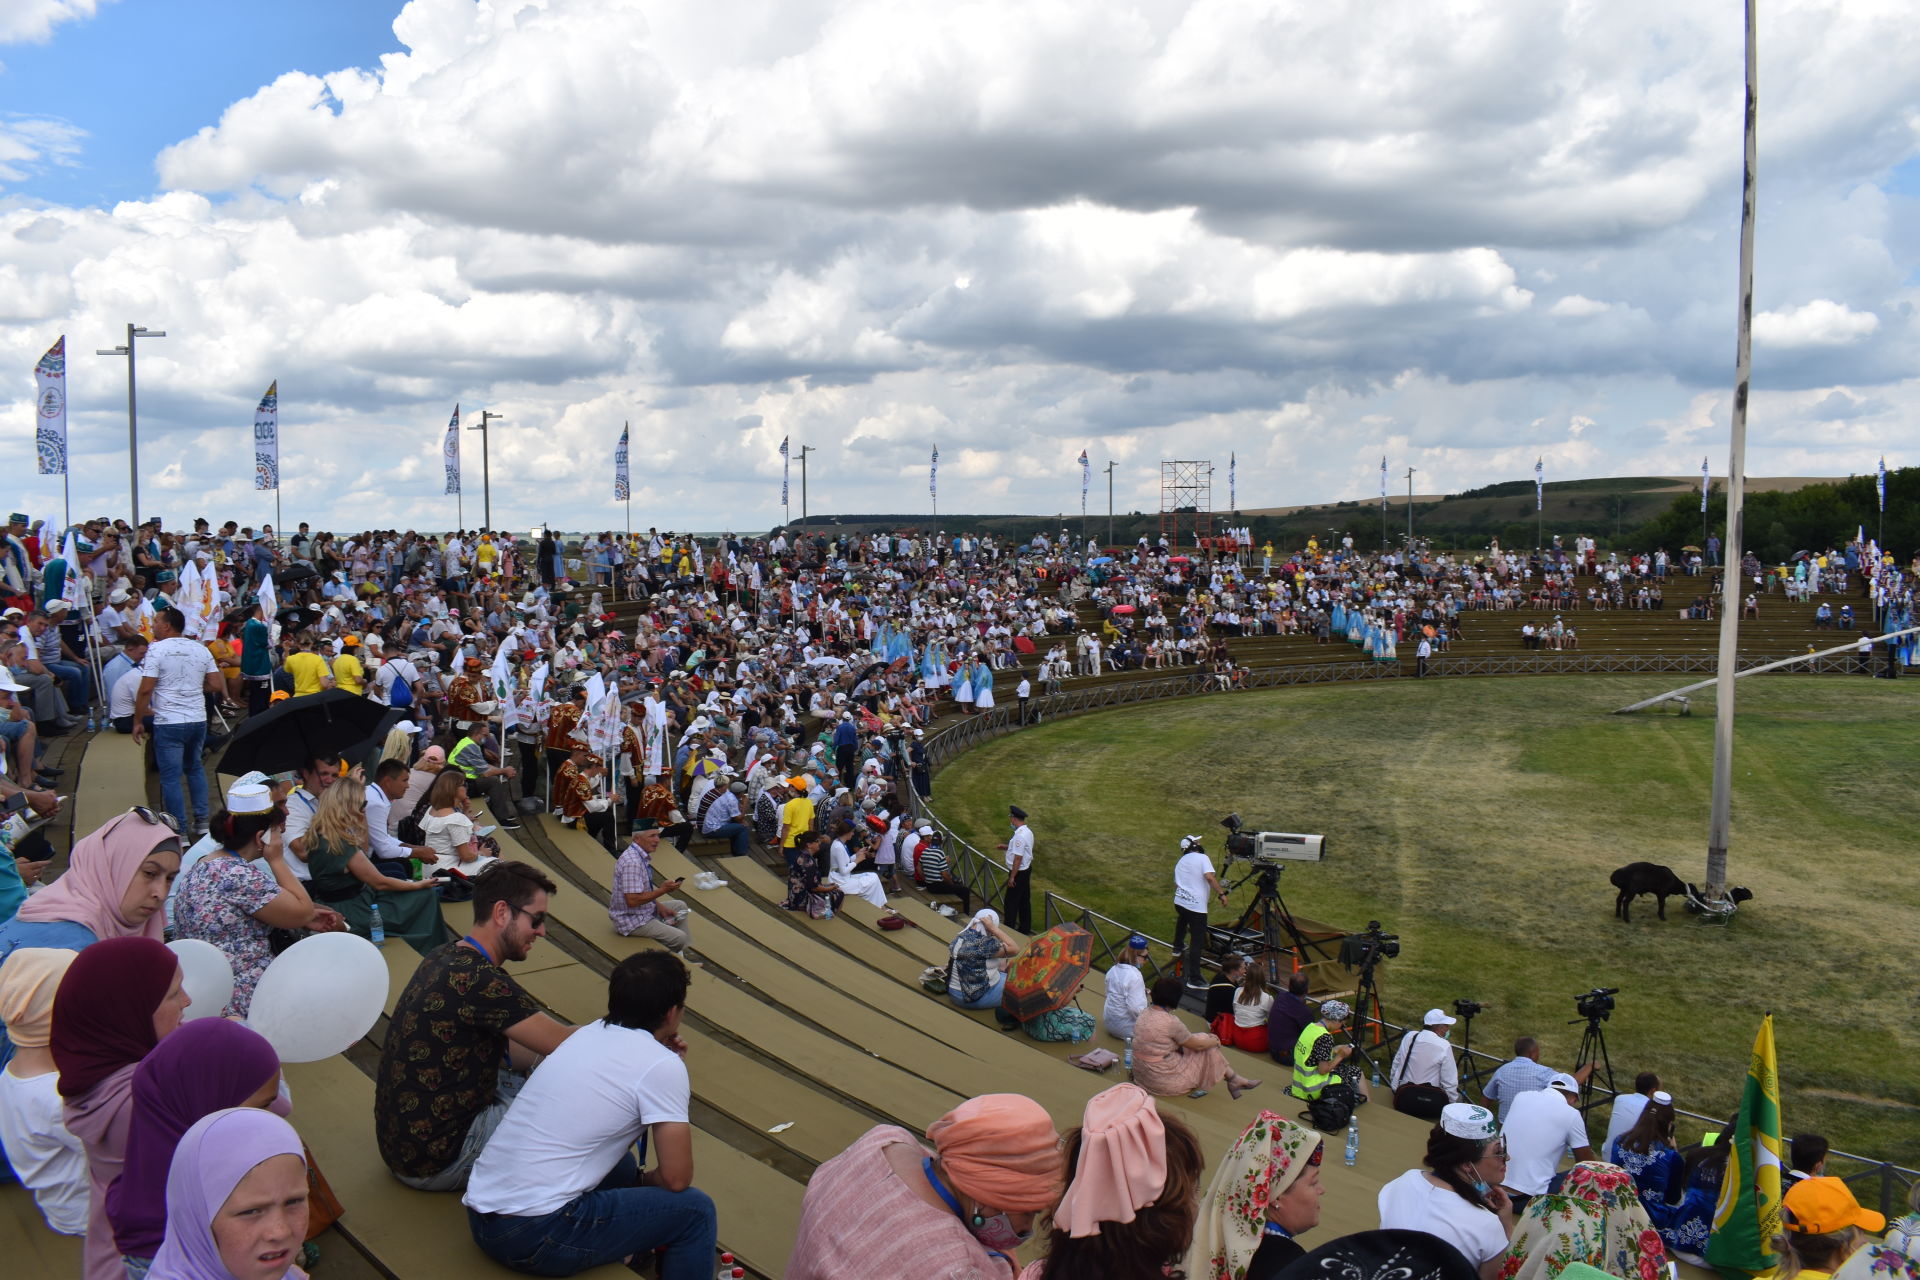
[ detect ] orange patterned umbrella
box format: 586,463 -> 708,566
1000,923 -> 1094,1022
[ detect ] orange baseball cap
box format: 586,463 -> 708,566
1783,1177 -> 1885,1235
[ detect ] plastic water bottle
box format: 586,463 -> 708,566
1123,1036 -> 1134,1075
1370,1065 -> 1383,1090
369,902 -> 386,947
822,898 -> 833,920
1345,1114 -> 1360,1166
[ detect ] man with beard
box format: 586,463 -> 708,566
376,861 -> 576,1191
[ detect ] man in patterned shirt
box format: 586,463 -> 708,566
375,861 -> 574,1191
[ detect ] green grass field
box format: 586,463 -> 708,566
936,675 -> 1920,1168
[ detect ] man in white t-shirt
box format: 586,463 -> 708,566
1171,835 -> 1227,988
1101,934 -> 1151,1043
464,951 -> 717,1273
1605,1071 -> 1662,1152
1501,1072 -> 1594,1210
132,606 -> 221,833
370,650 -> 422,709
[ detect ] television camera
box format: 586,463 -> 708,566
1219,814 -> 1327,865
1574,987 -> 1618,1023
1569,987 -> 1622,1106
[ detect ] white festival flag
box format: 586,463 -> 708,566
614,423 -> 631,502
489,642 -> 518,731
528,660 -> 550,709
444,405 -> 462,495
254,381 -> 279,491
1229,452 -> 1236,510
1078,449 -> 1089,515
930,444 -> 939,502
60,529 -> 86,611
35,337 -> 67,476
1701,457 -> 1710,512
1380,456 -> 1387,503
779,435 -> 790,506
176,560 -> 205,638
1534,458 -> 1544,511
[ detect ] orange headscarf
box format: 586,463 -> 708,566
926,1094 -> 1063,1213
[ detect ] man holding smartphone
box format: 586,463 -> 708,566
608,820 -> 697,964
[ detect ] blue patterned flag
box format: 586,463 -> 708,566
1702,456 -> 1710,512
254,381 -> 279,491
780,436 -> 790,506
1229,452 -> 1236,510
34,337 -> 66,476
1878,456 -> 1887,512
614,422 -> 631,501
1380,456 -> 1387,502
1535,458 -> 1544,511
930,444 -> 939,502
443,405 -> 461,495
1079,449 -> 1090,515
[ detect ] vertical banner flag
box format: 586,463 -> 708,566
1079,449 -> 1090,515
1380,456 -> 1387,503
614,422 -> 631,501
253,381 -> 279,491
60,528 -> 86,612
1702,457 -> 1710,512
1534,458 -> 1544,511
443,405 -> 462,494
780,435 -> 791,506
1708,1014 -> 1784,1278
35,337 -> 67,475
1877,456 -> 1886,512
930,444 -> 938,502
1229,452 -> 1236,510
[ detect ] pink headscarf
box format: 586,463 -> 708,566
1053,1084 -> 1168,1238
16,811 -> 179,942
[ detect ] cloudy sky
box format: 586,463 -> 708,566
3,0 -> 1916,534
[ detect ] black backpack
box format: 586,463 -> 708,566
1301,1082 -> 1357,1132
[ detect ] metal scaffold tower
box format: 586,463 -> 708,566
1159,460 -> 1213,550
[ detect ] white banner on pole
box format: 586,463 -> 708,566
930,444 -> 938,503
1534,458 -> 1544,511
1078,449 -> 1089,515
779,436 -> 790,506
444,405 -> 462,494
254,381 -> 279,490
35,336 -> 66,475
1701,456 -> 1710,512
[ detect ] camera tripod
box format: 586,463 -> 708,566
1347,949 -> 1389,1082
1570,1013 -> 1617,1111
1220,863 -> 1321,984
1454,1006 -> 1491,1100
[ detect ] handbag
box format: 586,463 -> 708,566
919,964 -> 951,994
1301,1082 -> 1357,1132
303,1145 -> 345,1241
1393,1081 -> 1449,1120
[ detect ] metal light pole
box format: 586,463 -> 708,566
1105,462 -> 1121,548
798,445 -> 817,520
1704,0 -> 1760,907
96,323 -> 165,530
1405,468 -> 1417,546
469,410 -> 505,531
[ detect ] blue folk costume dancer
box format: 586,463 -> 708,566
886,626 -> 913,665
971,659 -> 995,711
921,639 -> 950,690
952,656 -> 976,710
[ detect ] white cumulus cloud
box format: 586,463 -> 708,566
1752,299 -> 1880,349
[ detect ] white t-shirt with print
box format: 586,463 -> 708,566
1173,849 -> 1216,912
141,636 -> 216,725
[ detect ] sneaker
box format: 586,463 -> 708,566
501,819 -> 523,830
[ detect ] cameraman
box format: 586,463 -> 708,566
1171,834 -> 1228,988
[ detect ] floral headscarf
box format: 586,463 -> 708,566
1497,1161 -> 1669,1280
1182,1110 -> 1324,1280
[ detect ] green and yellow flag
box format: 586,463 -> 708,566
1707,1014 -> 1785,1279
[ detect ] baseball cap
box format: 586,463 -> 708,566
1547,1072 -> 1582,1094
1783,1177 -> 1885,1235
0,672 -> 26,693
1423,1007 -> 1458,1027
1126,933 -> 1149,951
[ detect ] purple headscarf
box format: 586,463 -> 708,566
148,1109 -> 306,1280
108,1019 -> 285,1259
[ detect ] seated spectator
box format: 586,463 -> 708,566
1387,1008 -> 1462,1119
301,776 -> 446,956
1266,971 -> 1314,1067
786,1093 -> 1064,1280
106,1019 -> 287,1274
169,782 -> 342,1018
946,909 -> 1018,1011
915,833 -> 972,913
825,819 -> 888,908
364,758 -> 436,873
1500,1160 -> 1668,1280
1774,1178 -> 1881,1280
1020,1084 -> 1202,1280
1204,954 -> 1248,1023
698,779 -> 753,857
609,821 -> 696,959
1483,1036 -> 1589,1123
1882,1180 -> 1920,1260
1377,1103 -> 1514,1280
392,745 -> 446,833
1133,974 -> 1260,1101
0,810 -> 180,996
51,936 -> 192,1280
419,771 -> 494,874
1501,1073 -> 1594,1216
1291,1000 -> 1366,1106
1185,1111 -> 1325,1280
1100,934 -> 1150,1044
0,948 -> 87,1235
782,831 -> 844,920
464,951 -> 716,1278
375,862 -> 574,1192
1604,1071 -> 1661,1151
146,1107 -> 308,1280
105,637 -> 149,733
1212,965 -> 1274,1054
1785,1133 -> 1831,1188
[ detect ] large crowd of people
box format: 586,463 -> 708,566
0,507 -> 1916,1280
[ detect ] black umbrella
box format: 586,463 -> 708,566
215,691 -> 396,777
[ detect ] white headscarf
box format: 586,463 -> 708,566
962,908 -> 1000,936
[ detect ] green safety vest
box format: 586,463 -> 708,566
451,736 -> 485,780
1290,1022 -> 1337,1100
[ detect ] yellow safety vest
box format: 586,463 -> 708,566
1290,1022 -> 1337,1100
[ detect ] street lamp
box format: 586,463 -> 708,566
468,410 -> 506,531
96,324 -> 166,530
797,444 -> 817,520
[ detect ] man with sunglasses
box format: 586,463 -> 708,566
376,861 -> 576,1192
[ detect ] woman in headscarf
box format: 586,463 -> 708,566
0,947 -> 87,1235
148,1108 -> 307,1280
1496,1161 -> 1669,1280
946,908 -> 1019,1011
107,1019 -> 286,1276
1132,974 -> 1262,1101
0,809 -> 181,1060
1020,1084 -> 1203,1280
786,1093 -> 1064,1280
52,936 -> 191,1280
1186,1112 -> 1327,1280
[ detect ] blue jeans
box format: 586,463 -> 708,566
949,971 -> 1006,1010
152,720 -> 209,825
705,820 -> 751,857
43,658 -> 90,712
468,1151 -> 717,1279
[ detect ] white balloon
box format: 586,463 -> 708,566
245,932 -> 389,1063
166,939 -> 234,1021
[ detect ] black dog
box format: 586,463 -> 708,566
1610,862 -> 1687,922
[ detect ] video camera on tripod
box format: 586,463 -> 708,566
1574,987 -> 1619,1023
1220,814 -> 1327,865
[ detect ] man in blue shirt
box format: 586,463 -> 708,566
831,711 -> 858,788
1481,1036 -> 1592,1123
